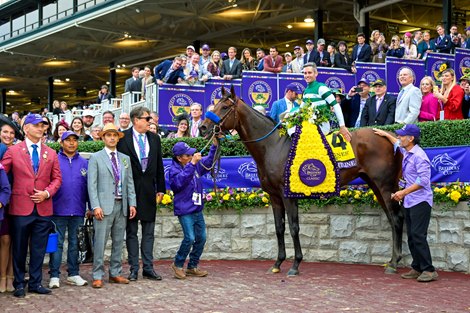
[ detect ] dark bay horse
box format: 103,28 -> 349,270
200,86 -> 404,276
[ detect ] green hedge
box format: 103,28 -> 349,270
49,119 -> 470,157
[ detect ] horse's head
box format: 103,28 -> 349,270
200,85 -> 240,138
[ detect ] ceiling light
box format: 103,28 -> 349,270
8,90 -> 14,94
287,24 -> 293,29
65,78 -> 70,82
232,3 -> 237,7
54,79 -> 62,83
402,19 -> 408,23
6,102 -> 10,105
304,15 -> 314,23
286,44 -> 290,47
106,81 -> 110,85
122,64 -> 126,68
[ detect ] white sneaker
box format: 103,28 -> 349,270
67,275 -> 88,286
49,277 -> 60,289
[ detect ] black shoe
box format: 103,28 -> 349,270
128,271 -> 138,281
142,270 -> 162,281
28,285 -> 51,295
13,288 -> 25,298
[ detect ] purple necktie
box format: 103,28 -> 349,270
110,152 -> 121,198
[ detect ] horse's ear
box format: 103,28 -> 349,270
221,86 -> 226,97
230,84 -> 236,99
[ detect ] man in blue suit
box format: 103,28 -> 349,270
154,56 -> 186,86
340,79 -> 371,128
352,33 -> 371,63
303,39 -> 316,64
435,25 -> 452,54
269,83 -> 302,123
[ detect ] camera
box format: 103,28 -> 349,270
354,87 -> 363,93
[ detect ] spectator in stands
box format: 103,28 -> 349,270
149,123 -> 157,134
124,67 -> 142,94
11,112 -> 21,131
240,48 -> 257,71
96,85 -> 113,104
199,44 -> 211,73
181,55 -> 188,68
150,112 -> 169,138
459,33 -> 468,49
263,46 -> 283,73
334,41 -> 356,74
141,65 -> 154,101
402,32 -> 418,59
102,111 -> 115,125
360,79 -> 396,126
313,39 -> 331,67
255,48 -> 265,71
459,75 -> 470,119
206,50 -> 222,79
167,114 -> 190,139
60,101 -> 69,114
269,83 -> 302,123
221,47 -> 242,80
71,117 -> 91,141
352,33 -> 372,63
341,79 -> 371,128
327,42 -> 336,67
434,69 -> 464,120
435,24 -> 452,54
118,113 -> 131,131
90,125 -> 102,141
48,131 -> 88,290
386,35 -> 405,58
370,30 -> 388,63
418,76 -> 440,122
292,46 -> 304,73
52,100 -> 62,116
42,116 -> 54,144
450,25 -> 460,51
186,45 -> 195,60
417,31 -> 436,60
185,53 -> 207,85
412,30 -> 423,46
395,68 -> 422,124
189,103 -> 203,138
304,39 -> 316,64
154,56 -> 185,86
53,120 -> 69,142
282,52 -> 294,72
82,110 -> 95,135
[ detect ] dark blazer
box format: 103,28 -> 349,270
462,95 -> 470,119
360,94 -> 396,127
96,92 -> 113,104
154,60 -> 185,84
334,52 -> 354,72
435,35 -> 452,54
303,49 -> 316,64
417,40 -> 436,59
352,43 -> 372,62
386,47 -> 405,58
117,128 -> 165,221
340,94 -> 368,128
313,50 -> 331,67
125,77 -> 142,93
221,58 -> 242,79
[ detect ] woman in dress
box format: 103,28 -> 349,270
402,32 -> 418,59
370,30 -> 388,63
418,76 -> 440,122
141,65 -> 154,101
240,48 -> 257,71
167,114 -> 190,138
206,50 -> 222,79
434,68 -> 464,120
417,31 -> 436,60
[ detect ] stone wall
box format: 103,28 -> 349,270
154,203 -> 470,272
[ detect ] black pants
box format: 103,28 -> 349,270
126,219 -> 155,273
405,201 -> 435,273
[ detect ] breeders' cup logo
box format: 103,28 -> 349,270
361,71 -> 381,85
431,153 -> 460,175
248,81 -> 272,106
299,159 -> 326,187
204,168 -> 228,182
325,77 -> 346,94
210,87 -> 230,105
458,57 -> 470,76
238,161 -> 259,182
168,93 -> 192,117
396,66 -> 416,85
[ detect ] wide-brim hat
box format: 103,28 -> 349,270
99,123 -> 124,139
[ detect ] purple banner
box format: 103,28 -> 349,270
355,62 -> 386,85
241,71 -> 278,111
316,67 -> 355,95
425,52 -> 455,84
157,85 -> 206,128
385,57 -> 426,94
454,48 -> 470,81
204,79 -> 242,108
163,146 -> 470,190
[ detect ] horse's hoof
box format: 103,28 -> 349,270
287,269 -> 299,277
268,267 -> 281,274
384,266 -> 398,274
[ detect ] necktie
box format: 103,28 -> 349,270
192,122 -> 198,137
110,152 -> 120,197
138,134 -> 145,159
397,88 -> 405,103
32,144 -> 39,173
376,97 -> 382,112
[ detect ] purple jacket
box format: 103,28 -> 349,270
0,166 -> 11,221
52,150 -> 88,216
169,145 -> 217,216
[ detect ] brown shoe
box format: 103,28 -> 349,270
401,269 -> 421,279
417,271 -> 438,282
92,280 -> 103,288
109,276 -> 129,284
186,268 -> 208,277
170,263 -> 186,280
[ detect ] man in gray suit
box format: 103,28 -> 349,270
395,68 -> 422,124
88,123 -> 137,289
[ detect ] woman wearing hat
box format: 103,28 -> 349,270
167,114 -> 191,138
401,32 -> 418,59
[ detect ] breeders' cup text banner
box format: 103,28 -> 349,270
316,67 -> 355,95
385,57 -> 426,94
425,52 -> 455,84
204,79 -> 242,108
163,146 -> 470,190
355,62 -> 386,85
157,85 -> 205,128
454,48 -> 470,81
241,71 -> 278,111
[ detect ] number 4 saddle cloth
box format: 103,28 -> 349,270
284,121 -> 357,199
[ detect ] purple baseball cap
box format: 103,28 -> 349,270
24,113 -> 47,125
201,44 -> 210,50
395,124 -> 421,138
306,39 -> 314,44
357,79 -> 370,86
173,142 -> 196,156
61,130 -> 79,141
294,46 -> 301,50
285,83 -> 303,94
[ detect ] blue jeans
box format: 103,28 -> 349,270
48,216 -> 84,278
174,211 -> 206,269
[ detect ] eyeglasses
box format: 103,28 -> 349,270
137,116 -> 152,122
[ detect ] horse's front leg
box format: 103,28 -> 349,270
386,202 -> 404,274
284,198 -> 302,276
269,197 -> 286,273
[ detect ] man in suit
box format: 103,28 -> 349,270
395,68 -> 422,124
352,33 -> 372,63
96,85 -> 113,104
341,79 -> 371,128
117,107 -> 165,282
154,56 -> 185,86
269,83 -> 302,123
189,103 -> 203,138
304,39 -> 316,64
88,123 -> 137,288
255,48 -> 265,71
263,46 -> 283,73
360,79 -> 396,126
2,113 -> 62,298
221,47 -> 242,80
125,67 -> 142,102
435,25 -> 453,54
459,75 -> 470,119
313,39 -> 331,67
